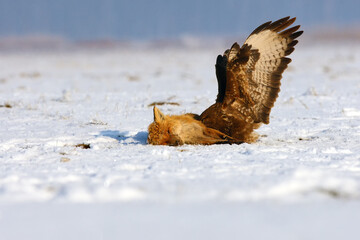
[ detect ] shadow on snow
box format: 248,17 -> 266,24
98,130 -> 148,145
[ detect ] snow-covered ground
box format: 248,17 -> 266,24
0,42 -> 360,239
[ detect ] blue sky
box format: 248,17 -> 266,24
0,0 -> 359,40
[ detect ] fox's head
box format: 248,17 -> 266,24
147,106 -> 182,145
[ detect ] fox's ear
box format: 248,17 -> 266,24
153,106 -> 165,122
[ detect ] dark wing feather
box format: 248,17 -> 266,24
215,55 -> 227,103
221,17 -> 303,124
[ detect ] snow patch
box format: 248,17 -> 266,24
343,108 -> 360,117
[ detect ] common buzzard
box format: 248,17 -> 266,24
148,16 -> 303,145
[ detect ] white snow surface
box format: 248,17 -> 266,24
1,43 -> 360,239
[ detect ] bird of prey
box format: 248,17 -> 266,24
148,16 -> 303,145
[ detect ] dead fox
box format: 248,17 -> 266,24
147,106 -> 238,146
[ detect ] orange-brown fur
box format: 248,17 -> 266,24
147,106 -> 237,145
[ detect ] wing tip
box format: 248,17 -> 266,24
268,16 -> 291,30
247,16 -> 303,40
280,25 -> 300,36
273,17 -> 297,32
288,40 -> 299,47
216,54 -> 225,65
285,47 -> 295,56
231,42 -> 240,49
248,20 -> 272,37
291,30 -> 304,39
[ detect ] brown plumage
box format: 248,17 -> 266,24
148,17 -> 303,145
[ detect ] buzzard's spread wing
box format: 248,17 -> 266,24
216,16 -> 303,124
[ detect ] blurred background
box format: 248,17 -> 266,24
0,0 -> 359,48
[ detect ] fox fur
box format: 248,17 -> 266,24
147,106 -> 238,146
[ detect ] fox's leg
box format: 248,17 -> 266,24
200,127 -> 242,145
168,134 -> 184,146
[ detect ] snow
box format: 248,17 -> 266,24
0,43 -> 360,239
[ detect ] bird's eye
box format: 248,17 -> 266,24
167,129 -> 170,134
